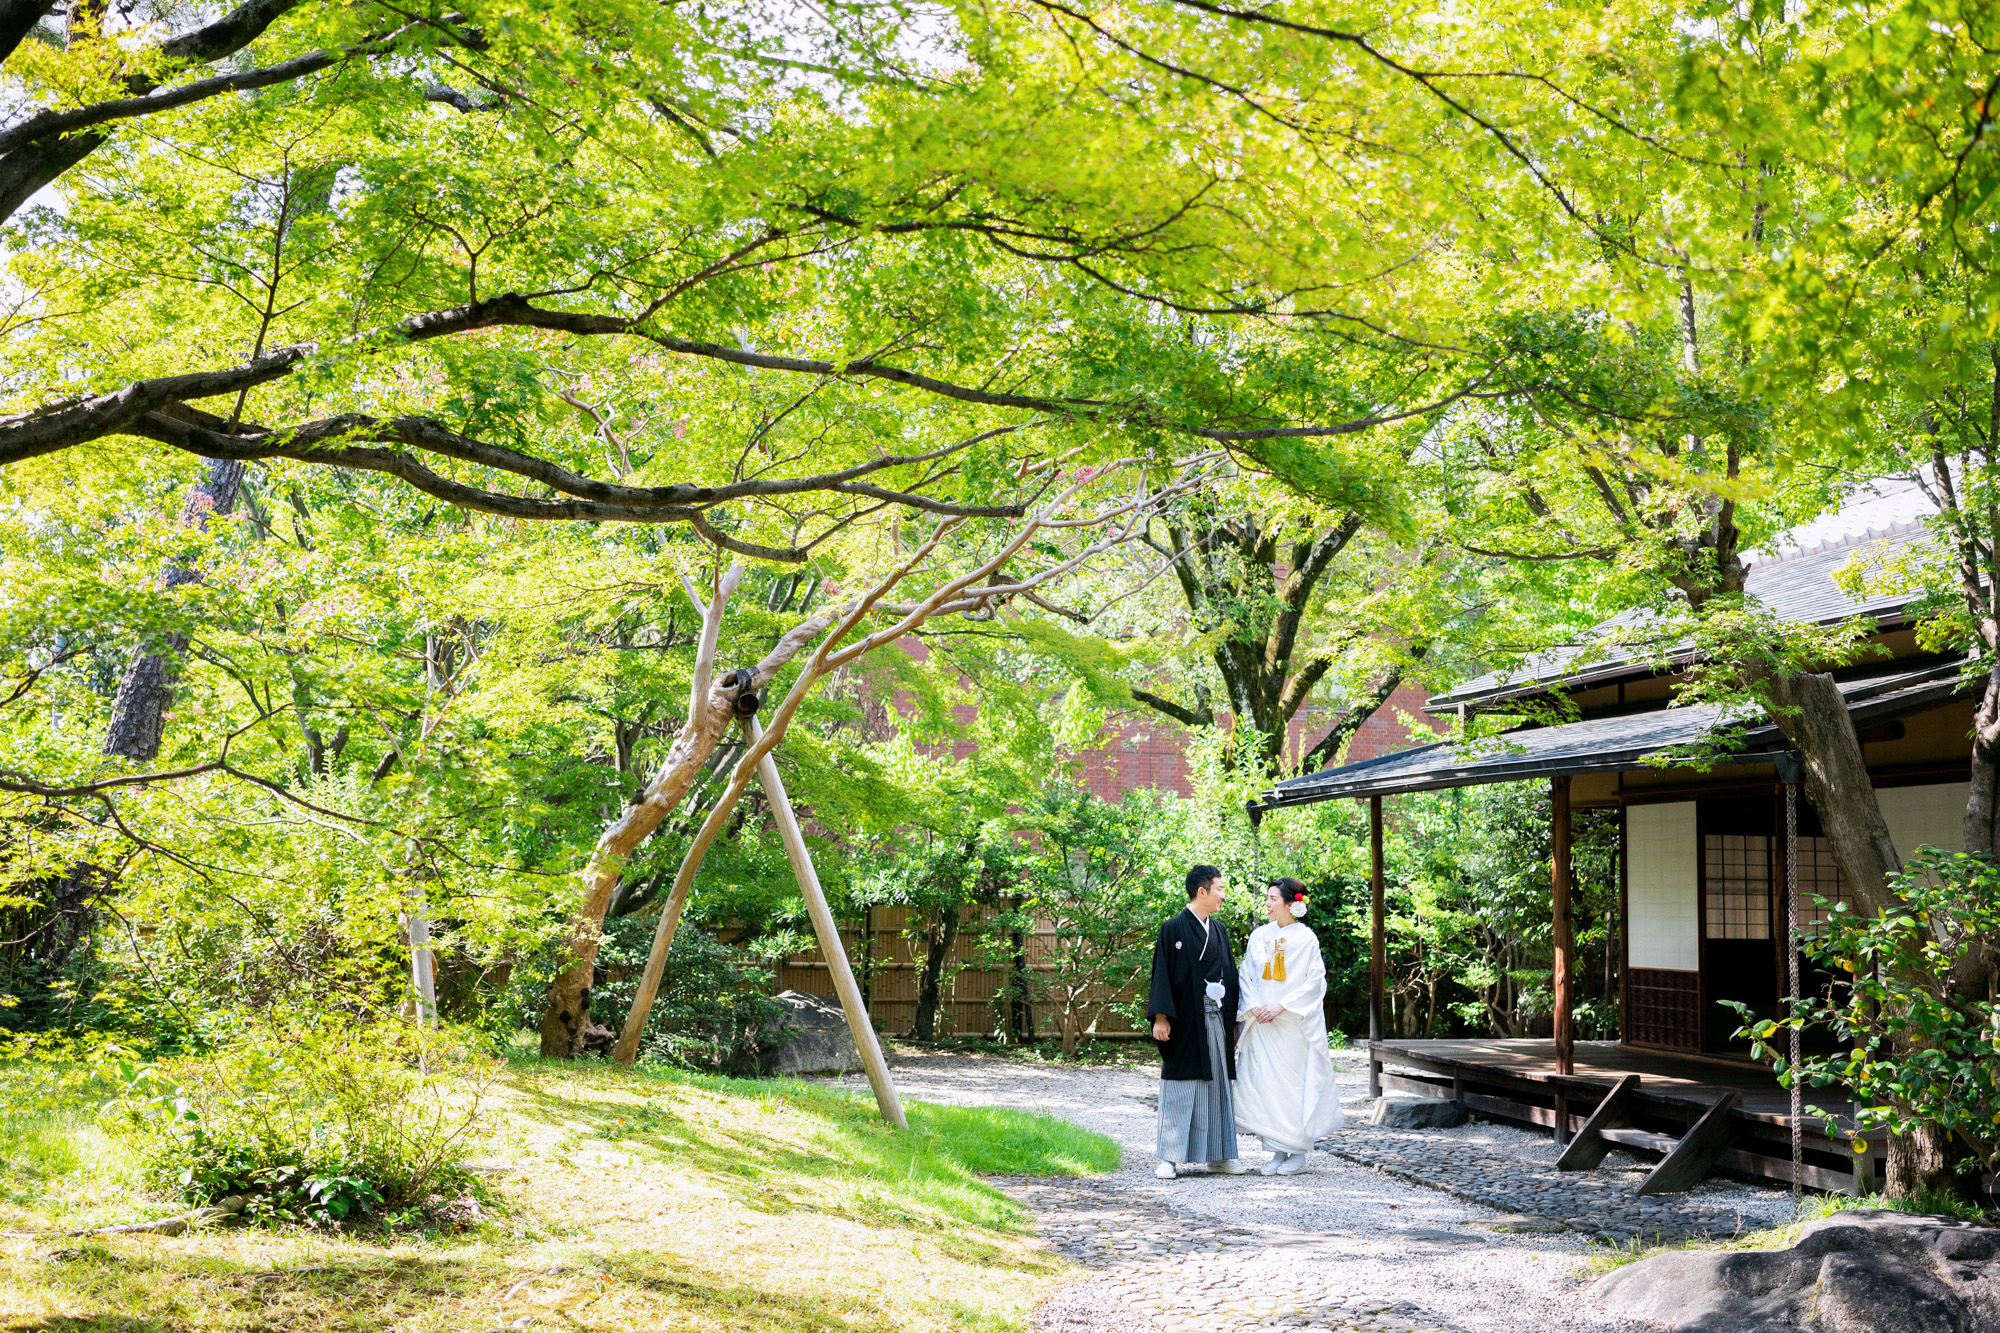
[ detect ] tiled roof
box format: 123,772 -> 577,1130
1257,657 -> 1966,809
1429,522 -> 1935,713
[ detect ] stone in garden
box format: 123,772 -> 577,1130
1366,1095 -> 1468,1129
761,989 -> 863,1076
1589,1208 -> 2000,1332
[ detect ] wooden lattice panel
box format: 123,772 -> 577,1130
1627,967 -> 1700,1051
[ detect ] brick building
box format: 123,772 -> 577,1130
1073,679 -> 1443,799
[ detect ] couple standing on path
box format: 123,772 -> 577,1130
1148,865 -> 1344,1179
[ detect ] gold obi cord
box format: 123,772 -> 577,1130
1263,938 -> 1286,983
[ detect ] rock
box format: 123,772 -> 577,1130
1590,1208 -> 2000,1332
1367,1095 -> 1468,1129
761,990 -> 863,1076
577,1020 -> 620,1056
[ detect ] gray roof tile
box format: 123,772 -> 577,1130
1260,657 -> 1965,808
1430,529 -> 1932,712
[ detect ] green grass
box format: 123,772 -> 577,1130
1796,1187 -> 1990,1224
1,1052 -> 1122,1333
502,1056 -> 1120,1235
0,1061 -> 169,1233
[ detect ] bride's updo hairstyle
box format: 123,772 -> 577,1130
1269,877 -> 1308,916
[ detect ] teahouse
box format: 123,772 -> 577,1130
1251,483 -> 1965,1193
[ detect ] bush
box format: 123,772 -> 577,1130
101,1023 -> 491,1226
1735,848 -> 2000,1185
588,920 -> 782,1074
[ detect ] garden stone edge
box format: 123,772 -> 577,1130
1588,1208 -> 2000,1332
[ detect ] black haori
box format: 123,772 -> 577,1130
1146,907 -> 1240,1081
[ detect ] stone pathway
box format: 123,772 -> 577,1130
997,1174 -> 1476,1332
1325,1122 -> 1781,1245
819,1049 -> 1794,1333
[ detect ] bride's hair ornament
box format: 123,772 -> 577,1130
1268,876 -> 1308,917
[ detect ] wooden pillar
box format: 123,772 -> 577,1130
1552,775 -> 1575,1144
747,716 -> 907,1130
1369,794 -> 1385,1099
1617,803 -> 1629,1042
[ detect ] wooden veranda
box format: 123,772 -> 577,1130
1372,1037 -> 1885,1194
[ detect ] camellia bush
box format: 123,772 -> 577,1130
1736,849 -> 2000,1184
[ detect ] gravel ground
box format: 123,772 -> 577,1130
817,1047 -> 1795,1333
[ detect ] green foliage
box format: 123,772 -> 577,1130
582,922 -> 782,1075
999,785 -> 1187,1054
102,1024 -> 491,1225
1259,782 -> 1620,1040
1734,849 -> 2000,1179
1798,1188 -> 1991,1225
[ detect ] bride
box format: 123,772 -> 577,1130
1235,876 -> 1344,1174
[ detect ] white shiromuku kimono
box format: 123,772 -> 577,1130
1234,921 -> 1344,1154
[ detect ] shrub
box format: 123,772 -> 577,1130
1734,848 -> 2000,1185
588,920 -> 782,1074
101,1023 -> 491,1226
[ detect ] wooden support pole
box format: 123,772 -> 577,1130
404,888 -> 437,1026
747,716 -> 907,1131
1369,794 -> 1385,1099
1551,775 -> 1575,1144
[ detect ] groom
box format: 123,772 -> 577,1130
1147,863 -> 1244,1179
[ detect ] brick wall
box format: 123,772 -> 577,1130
883,638 -> 1441,798
1341,682 -> 1446,763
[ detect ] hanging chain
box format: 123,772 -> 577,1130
1786,780 -> 1804,1211
1251,813 -> 1263,886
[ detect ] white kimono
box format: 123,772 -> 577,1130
1234,921 -> 1344,1153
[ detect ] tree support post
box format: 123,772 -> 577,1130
746,716 -> 907,1130
405,889 -> 437,1026
1551,775 -> 1575,1146
1369,794 -> 1385,1100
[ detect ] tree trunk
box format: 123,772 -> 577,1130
1966,663 -> 2000,857
537,567 -> 746,1057
537,669 -> 750,1055
1762,671 -> 1901,915
911,902 -> 959,1041
1008,905 -> 1034,1044
1887,1123 -> 1954,1203
1764,668 -> 1985,1198
103,457 -> 248,760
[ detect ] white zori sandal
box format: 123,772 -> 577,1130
1155,1162 -> 1178,1180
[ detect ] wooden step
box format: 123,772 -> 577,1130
1555,1073 -> 1640,1171
1638,1091 -> 1744,1195
1597,1127 -> 1678,1154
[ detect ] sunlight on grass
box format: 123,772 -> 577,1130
0,1056 -> 1120,1332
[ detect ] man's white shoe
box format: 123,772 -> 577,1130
1275,1152 -> 1308,1175
1257,1152 -> 1288,1175
1208,1159 -> 1247,1175
1154,1162 -> 1178,1180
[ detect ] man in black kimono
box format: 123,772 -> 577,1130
1147,863 -> 1244,1179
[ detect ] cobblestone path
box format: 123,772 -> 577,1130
820,1051 -> 1792,1333
996,1175 -> 1477,1333
1323,1123 -> 1781,1244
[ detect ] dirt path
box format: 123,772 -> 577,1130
819,1048 -> 1790,1333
